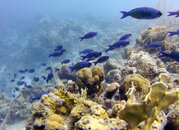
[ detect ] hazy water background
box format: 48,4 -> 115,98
0,0 -> 178,95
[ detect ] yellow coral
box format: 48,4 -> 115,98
118,82 -> 179,130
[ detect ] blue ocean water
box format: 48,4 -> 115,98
0,0 -> 178,129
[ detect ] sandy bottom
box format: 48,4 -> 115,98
6,120 -> 26,130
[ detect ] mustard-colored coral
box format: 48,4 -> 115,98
118,82 -> 179,130
76,66 -> 104,96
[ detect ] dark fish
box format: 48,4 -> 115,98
61,59 -> 70,64
45,66 -> 52,71
40,63 -> 46,66
119,33 -> 132,40
79,49 -> 94,54
168,10 -> 179,17
41,75 -> 47,80
54,45 -> 63,51
46,72 -> 53,83
20,76 -> 25,80
25,85 -> 32,89
159,51 -> 179,62
81,51 -> 102,60
16,81 -> 26,86
68,61 -> 92,72
105,40 -> 130,52
79,32 -> 97,41
28,69 -> 35,73
18,70 -> 26,74
143,43 -> 162,48
93,56 -> 109,65
48,50 -> 66,57
15,87 -> 19,91
168,30 -> 179,36
29,92 -> 48,103
121,7 -> 162,19
11,79 -> 15,82
33,77 -> 39,82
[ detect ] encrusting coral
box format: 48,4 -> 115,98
76,66 -> 104,96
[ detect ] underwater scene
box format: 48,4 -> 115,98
0,0 -> 179,130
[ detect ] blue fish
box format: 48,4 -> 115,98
41,75 -> 47,80
105,40 -> 130,52
79,32 -> 97,41
20,76 -> 25,80
61,59 -> 70,64
28,69 -> 35,73
159,51 -> 179,62
168,10 -> 179,17
68,61 -> 92,72
168,30 -> 179,36
119,33 -> 132,40
46,72 -> 53,83
121,7 -> 162,19
40,63 -> 46,66
143,43 -> 162,48
15,87 -> 19,91
54,45 -> 63,51
45,66 -> 52,71
48,50 -> 66,57
25,85 -> 32,89
29,92 -> 48,103
93,56 -> 109,65
17,81 -> 26,86
33,77 -> 39,82
79,49 -> 94,54
18,70 -> 26,74
81,51 -> 102,60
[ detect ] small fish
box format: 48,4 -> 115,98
18,70 -> 26,74
121,7 -> 162,19
48,50 -> 66,57
105,40 -> 130,52
159,51 -> 179,62
41,75 -> 47,80
46,72 -> 53,83
61,59 -> 70,64
45,66 -> 52,71
40,63 -> 46,66
81,51 -> 102,60
68,61 -> 92,72
79,32 -> 97,41
10,79 -> 15,82
33,77 -> 39,82
168,10 -> 179,17
16,81 -> 26,86
79,49 -> 94,54
143,43 -> 162,48
25,85 -> 32,89
119,33 -> 132,40
15,87 -> 19,91
54,45 -> 63,51
28,69 -> 35,73
20,76 -> 25,80
29,92 -> 48,103
168,30 -> 179,36
93,56 -> 109,65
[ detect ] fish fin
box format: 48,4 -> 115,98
120,11 -> 128,19
79,37 -> 84,41
168,32 -> 175,36
68,66 -> 75,72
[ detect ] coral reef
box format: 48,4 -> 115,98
76,66 -> 104,96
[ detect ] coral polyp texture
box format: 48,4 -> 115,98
25,66 -> 179,130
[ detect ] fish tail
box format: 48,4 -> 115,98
168,32 -> 175,36
79,37 -> 84,41
120,11 -> 128,19
159,51 -> 168,58
104,48 -> 109,53
68,66 -> 75,72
